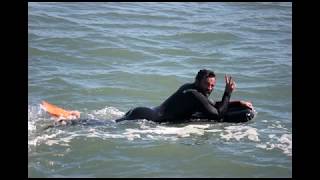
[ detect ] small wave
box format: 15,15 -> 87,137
29,132 -> 61,147
153,47 -> 201,57
45,77 -> 71,86
29,102 -> 261,146
94,22 -> 182,32
28,46 -> 63,57
91,11 -> 186,22
28,13 -> 80,27
232,45 -> 274,52
29,104 -> 290,157
84,48 -> 147,60
155,32 -> 240,45
31,35 -> 97,52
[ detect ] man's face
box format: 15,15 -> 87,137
199,77 -> 216,96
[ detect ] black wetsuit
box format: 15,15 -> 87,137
115,83 -> 255,123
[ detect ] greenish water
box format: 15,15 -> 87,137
28,2 -> 292,178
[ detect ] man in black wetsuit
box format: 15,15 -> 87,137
116,69 -> 254,123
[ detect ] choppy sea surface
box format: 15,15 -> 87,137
28,2 -> 292,178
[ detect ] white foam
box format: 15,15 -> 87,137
28,133 -> 59,146
268,122 -> 289,131
220,125 -> 260,142
268,134 -> 276,139
40,122 -> 211,142
85,128 -> 126,139
29,104 -> 49,147
278,134 -> 292,155
96,106 -> 125,116
29,104 -> 217,145
206,129 -> 223,133
29,119 -> 263,146
122,124 -> 210,140
126,133 -> 141,141
39,103 -> 46,113
29,104 -> 45,118
279,134 -> 291,144
29,105 -> 127,147
256,133 -> 292,156
30,103 -> 279,151
256,144 -> 267,149
28,120 -> 36,133
88,106 -> 125,119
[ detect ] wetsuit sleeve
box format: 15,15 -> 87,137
208,98 -> 216,106
187,90 -> 231,120
217,91 -> 232,117
216,100 -> 241,108
228,101 -> 242,108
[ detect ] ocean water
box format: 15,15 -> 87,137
28,2 -> 292,178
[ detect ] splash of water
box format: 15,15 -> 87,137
28,105 -> 291,157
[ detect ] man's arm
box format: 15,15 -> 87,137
189,90 -> 231,120
216,100 -> 241,108
208,98 -> 216,106
215,75 -> 236,116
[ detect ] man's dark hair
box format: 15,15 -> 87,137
195,69 -> 216,82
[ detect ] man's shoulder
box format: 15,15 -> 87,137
178,83 -> 198,94
179,83 -> 195,90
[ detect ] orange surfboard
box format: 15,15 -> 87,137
41,101 -> 80,120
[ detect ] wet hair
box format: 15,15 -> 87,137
195,69 -> 216,82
